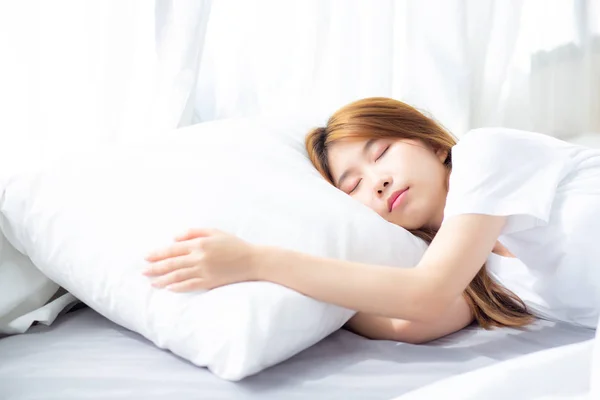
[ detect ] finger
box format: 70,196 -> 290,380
151,266 -> 201,288
175,228 -> 220,242
143,254 -> 197,277
166,278 -> 208,292
145,242 -> 190,262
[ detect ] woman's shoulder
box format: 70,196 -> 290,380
445,128 -> 577,231
453,127 -> 571,165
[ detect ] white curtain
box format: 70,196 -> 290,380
195,0 -> 600,138
2,1 -> 597,143
0,0 -> 211,145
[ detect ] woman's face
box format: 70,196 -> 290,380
327,137 -> 449,230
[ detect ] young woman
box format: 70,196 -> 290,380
143,97 -> 600,344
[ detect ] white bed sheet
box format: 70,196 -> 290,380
396,339 -> 596,400
0,307 -> 594,400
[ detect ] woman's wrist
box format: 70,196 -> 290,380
249,244 -> 274,281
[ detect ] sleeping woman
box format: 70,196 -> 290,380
143,97 -> 600,344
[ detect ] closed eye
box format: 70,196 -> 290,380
348,179 -> 362,194
375,146 -> 390,161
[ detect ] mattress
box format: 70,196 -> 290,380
0,307 -> 594,400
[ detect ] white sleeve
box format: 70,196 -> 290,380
444,128 -> 573,234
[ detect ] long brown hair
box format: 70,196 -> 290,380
305,97 -> 534,329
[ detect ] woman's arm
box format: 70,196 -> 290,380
346,295 -> 474,344
255,214 -> 506,322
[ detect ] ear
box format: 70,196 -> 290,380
435,148 -> 449,163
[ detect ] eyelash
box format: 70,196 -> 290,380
376,146 -> 390,161
348,179 -> 362,194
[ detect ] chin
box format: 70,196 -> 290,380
396,215 -> 430,232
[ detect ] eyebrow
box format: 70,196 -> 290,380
336,138 -> 379,188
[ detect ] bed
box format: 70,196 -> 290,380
1,131 -> 598,399
0,306 -> 593,400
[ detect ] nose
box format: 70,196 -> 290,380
376,177 -> 393,196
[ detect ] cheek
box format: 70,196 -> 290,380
353,191 -> 373,208
399,149 -> 445,184
382,148 -> 411,174
425,161 -> 449,188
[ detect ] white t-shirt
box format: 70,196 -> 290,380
444,128 -> 600,328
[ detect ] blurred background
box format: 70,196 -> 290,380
1,0 -> 599,145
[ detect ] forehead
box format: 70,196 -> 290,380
328,138 -> 368,158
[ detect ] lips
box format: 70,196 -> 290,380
387,188 -> 408,212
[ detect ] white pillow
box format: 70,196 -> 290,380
0,141 -> 84,335
0,117 -> 426,380
0,231 -> 59,334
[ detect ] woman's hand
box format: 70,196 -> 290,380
143,228 -> 260,292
